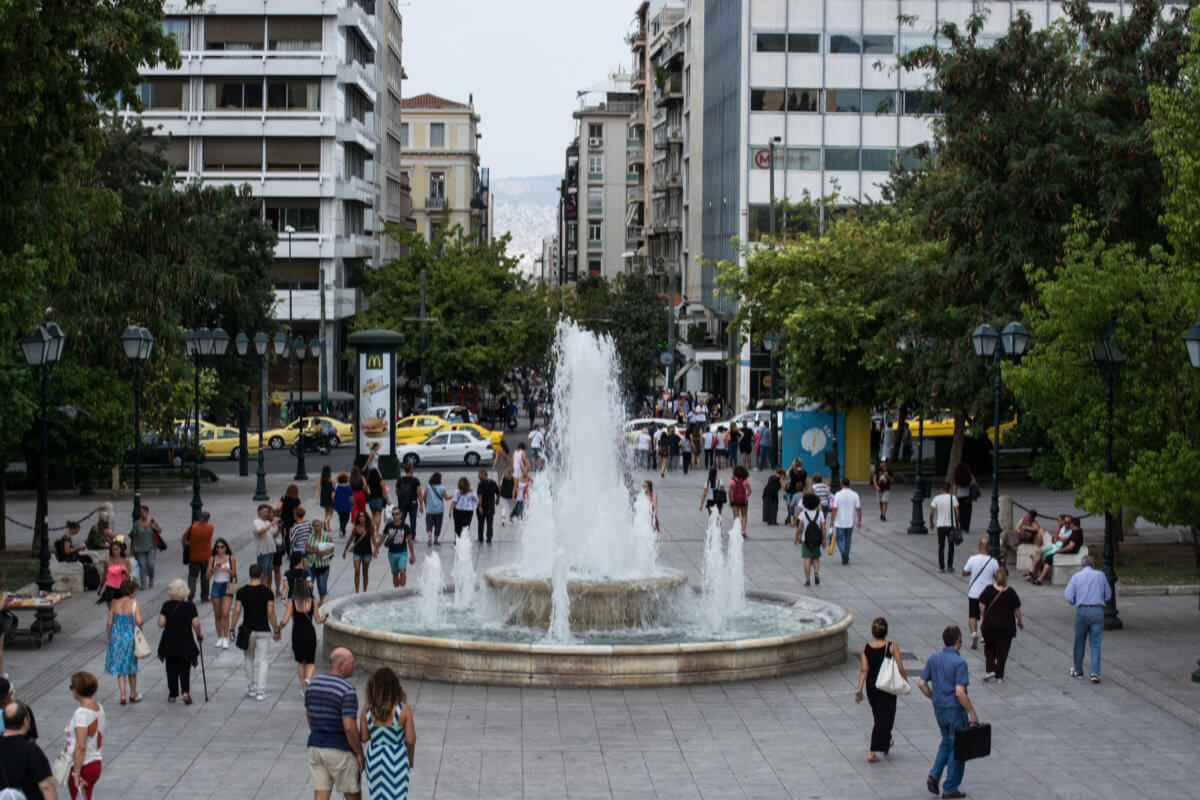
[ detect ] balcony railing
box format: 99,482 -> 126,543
627,225 -> 643,238
427,196 -> 446,210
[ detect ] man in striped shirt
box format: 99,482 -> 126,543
289,507 -> 313,557
305,648 -> 363,800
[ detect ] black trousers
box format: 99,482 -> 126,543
937,527 -> 956,571
452,509 -> 473,537
957,497 -> 974,532
866,687 -> 896,753
681,454 -> 691,475
187,560 -> 209,602
704,449 -> 714,468
477,510 -> 494,543
337,511 -> 350,536
984,634 -> 1013,679
165,657 -> 192,697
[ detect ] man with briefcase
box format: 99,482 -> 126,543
918,625 -> 979,799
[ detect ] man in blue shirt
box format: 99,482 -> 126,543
305,647 -> 363,800
1064,555 -> 1113,683
919,625 -> 979,799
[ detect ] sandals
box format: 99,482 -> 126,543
168,696 -> 177,704
867,755 -> 882,763
130,694 -> 144,703
182,695 -> 194,705
119,698 -> 127,706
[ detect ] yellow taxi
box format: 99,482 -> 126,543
198,426 -> 262,459
892,413 -> 1016,443
263,416 -> 354,449
394,414 -> 449,444
446,422 -> 504,448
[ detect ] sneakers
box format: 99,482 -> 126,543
981,672 -> 995,682
246,688 -> 257,698
1069,669 -> 1083,678
254,692 -> 266,701
970,633 -> 978,650
1090,674 -> 1101,684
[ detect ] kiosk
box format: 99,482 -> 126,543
347,329 -> 405,479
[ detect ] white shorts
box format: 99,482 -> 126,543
876,489 -> 890,503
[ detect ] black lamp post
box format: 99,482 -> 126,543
902,335 -> 928,535
184,327 -> 229,521
764,333 -> 779,469
768,135 -> 782,240
120,326 -> 154,525
1183,322 -> 1200,682
970,320 -> 1030,560
18,314 -> 66,635
237,332 -> 273,501
1089,323 -> 1125,631
292,336 -> 309,481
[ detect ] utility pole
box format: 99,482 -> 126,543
419,268 -> 427,406
666,261 -> 675,391
319,264 -> 328,414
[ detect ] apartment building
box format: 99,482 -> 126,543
400,93 -> 490,243
379,0 -> 416,261
128,0 -> 392,400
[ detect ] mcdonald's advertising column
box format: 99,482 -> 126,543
348,329 -> 405,479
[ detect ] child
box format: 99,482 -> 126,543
512,473 -> 532,519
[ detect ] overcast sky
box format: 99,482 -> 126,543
400,0 -> 644,179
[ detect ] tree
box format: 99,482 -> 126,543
569,270 -> 667,399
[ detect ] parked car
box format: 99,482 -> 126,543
394,414 -> 449,444
196,426 -> 262,460
397,430 -> 493,468
445,422 -> 504,448
622,418 -> 679,444
707,410 -> 771,435
262,416 -> 354,449
123,432 -> 185,468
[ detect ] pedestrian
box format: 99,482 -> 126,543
726,423 -> 741,468
785,459 -> 808,526
1064,555 -> 1111,683
529,423 -> 545,469
342,512 -> 377,592
333,473 -> 353,537
872,458 -> 894,522
738,420 -> 754,467
305,648 -> 365,800
961,537 -> 999,651
394,463 -> 422,540
422,473 -> 449,545
1027,515 -> 1083,585
376,507 -> 416,588
499,467 -> 516,525
229,563 -> 280,701
360,667 -> 416,800
728,465 -> 751,537
317,465 -> 336,530
643,480 -> 659,533
0,699 -> 54,800
349,465 -> 367,520
364,452 -> 388,534
128,505 -> 161,589
930,482 -> 961,573
476,470 -> 499,544
689,426 -> 703,472
810,473 -> 831,516
450,476 -> 479,539
830,477 -> 861,565
155,579 -> 201,704
657,427 -> 671,477
978,567 -> 1022,683
306,519 -> 334,604
492,440 -> 512,483
952,462 -> 976,534
281,578 -> 326,690
701,427 -> 715,469
0,679 -> 36,743
278,484 -> 302,538
206,538 -> 237,649
86,511 -> 114,551
680,425 -> 694,475
104,579 -> 143,705
513,441 -> 529,481
699,467 -> 725,516
918,625 -> 978,799
183,509 -> 216,604
283,553 -> 314,601
854,617 -> 909,763
513,473 -> 532,519
290,507 -> 314,557
63,671 -> 105,800
251,504 -> 281,593
794,492 -> 824,586
96,541 -> 131,606
761,468 -> 783,525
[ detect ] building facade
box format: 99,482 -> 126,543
379,0 -> 416,261
400,93 -> 489,243
127,0 -> 389,400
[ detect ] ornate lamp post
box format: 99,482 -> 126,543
1089,323 -> 1125,631
1183,322 -> 1200,682
18,313 -> 66,634
970,320 -> 1030,559
901,335 -> 928,534
292,336 -> 309,481
120,326 -> 154,524
237,332 -> 273,501
183,327 -> 229,521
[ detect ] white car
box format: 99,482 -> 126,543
708,410 -> 771,434
424,404 -> 479,424
398,430 -> 492,468
623,417 -> 681,444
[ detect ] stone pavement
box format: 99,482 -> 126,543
3,466 -> 1199,799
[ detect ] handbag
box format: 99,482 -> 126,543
153,529 -> 167,551
52,748 -> 73,785
951,526 -> 964,546
133,625 -> 151,659
969,480 -> 981,502
235,623 -> 250,650
874,642 -> 911,695
182,527 -> 191,565
953,722 -> 992,761
712,487 -> 728,505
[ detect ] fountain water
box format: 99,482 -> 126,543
416,552 -> 444,627
452,530 -> 476,609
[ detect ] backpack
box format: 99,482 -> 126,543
802,509 -> 823,549
729,478 -> 748,505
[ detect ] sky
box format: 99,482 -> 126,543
399,0 -> 643,179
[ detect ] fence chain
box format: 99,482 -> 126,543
1011,500 -> 1093,523
4,507 -> 100,533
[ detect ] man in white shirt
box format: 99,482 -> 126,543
636,428 -> 652,469
830,477 -> 861,565
961,537 -> 1000,649
513,442 -> 528,480
929,482 -> 961,573
528,424 -> 545,470
251,504 -> 280,593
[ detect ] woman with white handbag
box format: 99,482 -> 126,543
855,617 -> 911,763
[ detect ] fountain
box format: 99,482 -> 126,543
324,322 -> 852,686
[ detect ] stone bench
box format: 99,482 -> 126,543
1015,544 -> 1040,575
49,560 -> 84,594
1050,545 -> 1089,585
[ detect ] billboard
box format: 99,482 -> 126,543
357,351 -> 394,456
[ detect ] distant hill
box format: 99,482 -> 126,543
491,174 -> 559,275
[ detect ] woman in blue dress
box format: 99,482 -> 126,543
105,579 -> 144,704
359,667 -> 415,799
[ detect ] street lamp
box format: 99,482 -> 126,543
1183,322 -> 1200,682
899,334 -> 929,535
18,312 -> 66,636
120,325 -> 154,525
237,332 -> 272,501
764,333 -> 780,469
970,319 -> 1030,560
292,336 -> 309,481
285,223 -> 296,431
768,135 -> 782,240
1089,322 -> 1125,631
184,326 -> 230,521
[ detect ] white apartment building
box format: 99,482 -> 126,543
128,0 -> 392,399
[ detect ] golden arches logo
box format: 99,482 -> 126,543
365,354 -> 383,370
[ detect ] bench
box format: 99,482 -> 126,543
49,560 -> 85,594
1015,544 -> 1039,575
1050,545 -> 1089,585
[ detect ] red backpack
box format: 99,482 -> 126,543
729,477 -> 748,505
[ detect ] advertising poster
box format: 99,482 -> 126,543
358,351 -> 394,456
780,409 -> 844,473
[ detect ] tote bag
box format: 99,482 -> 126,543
874,643 -> 911,695
133,626 -> 152,659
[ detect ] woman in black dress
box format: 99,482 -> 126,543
854,617 -> 909,763
978,566 -> 1023,683
316,466 -> 335,529
156,579 -> 202,704
761,468 -> 784,525
280,578 -> 325,689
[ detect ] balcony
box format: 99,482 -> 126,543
627,145 -> 644,161
627,185 -> 644,204
653,76 -> 683,105
588,240 -> 603,250
426,196 -> 447,211
626,225 -> 644,239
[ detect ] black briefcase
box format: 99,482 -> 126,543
954,722 -> 991,761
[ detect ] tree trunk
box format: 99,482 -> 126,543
1191,525 -> 1200,569
891,405 -> 909,462
945,415 -> 967,485
0,460 -> 6,551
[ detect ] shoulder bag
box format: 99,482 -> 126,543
951,525 -> 964,546
874,642 -> 911,695
52,745 -> 73,785
133,626 -> 152,659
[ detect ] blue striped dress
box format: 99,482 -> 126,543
365,704 -> 410,799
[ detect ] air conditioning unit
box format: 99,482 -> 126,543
588,137 -> 603,148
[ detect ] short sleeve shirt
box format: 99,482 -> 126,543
0,734 -> 52,800
235,584 -> 275,632
305,673 -> 358,751
931,494 -> 959,528
252,518 -> 277,556
831,489 -> 860,528
963,554 -> 1000,599
64,705 -> 104,765
382,520 -> 410,553
920,648 -> 970,709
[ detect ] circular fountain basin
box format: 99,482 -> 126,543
483,567 -> 689,631
323,589 -> 852,687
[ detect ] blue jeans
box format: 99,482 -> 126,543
1073,606 -> 1104,675
931,705 -> 968,794
309,566 -> 329,598
835,527 -> 853,558
728,446 -> 738,466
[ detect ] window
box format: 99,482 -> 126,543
587,188 -> 602,212
903,91 -> 937,115
861,149 -> 895,172
203,78 -> 263,111
400,123 -> 409,147
588,258 -> 602,275
825,89 -> 861,113
161,137 -> 188,170
902,35 -> 935,55
824,147 -> 859,170
899,148 -> 927,170
162,17 -> 190,48
861,90 -> 896,114
427,433 -> 449,446
829,34 -> 861,53
429,171 -> 446,200
755,33 -> 786,53
862,35 -> 895,54
588,123 -> 603,142
788,33 -> 820,53
449,434 -> 469,445
268,17 -> 321,51
136,79 -> 187,110
588,221 -> 602,241
588,153 -> 603,177
202,137 -> 261,171
787,88 -> 819,112
264,199 -> 319,233
266,79 -> 319,110
429,123 -> 445,147
204,16 -> 264,50
265,138 -> 319,172
750,89 -> 786,112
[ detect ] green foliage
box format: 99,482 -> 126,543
569,270 -> 667,398
356,224 -> 556,390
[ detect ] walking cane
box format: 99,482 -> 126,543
198,635 -> 209,702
